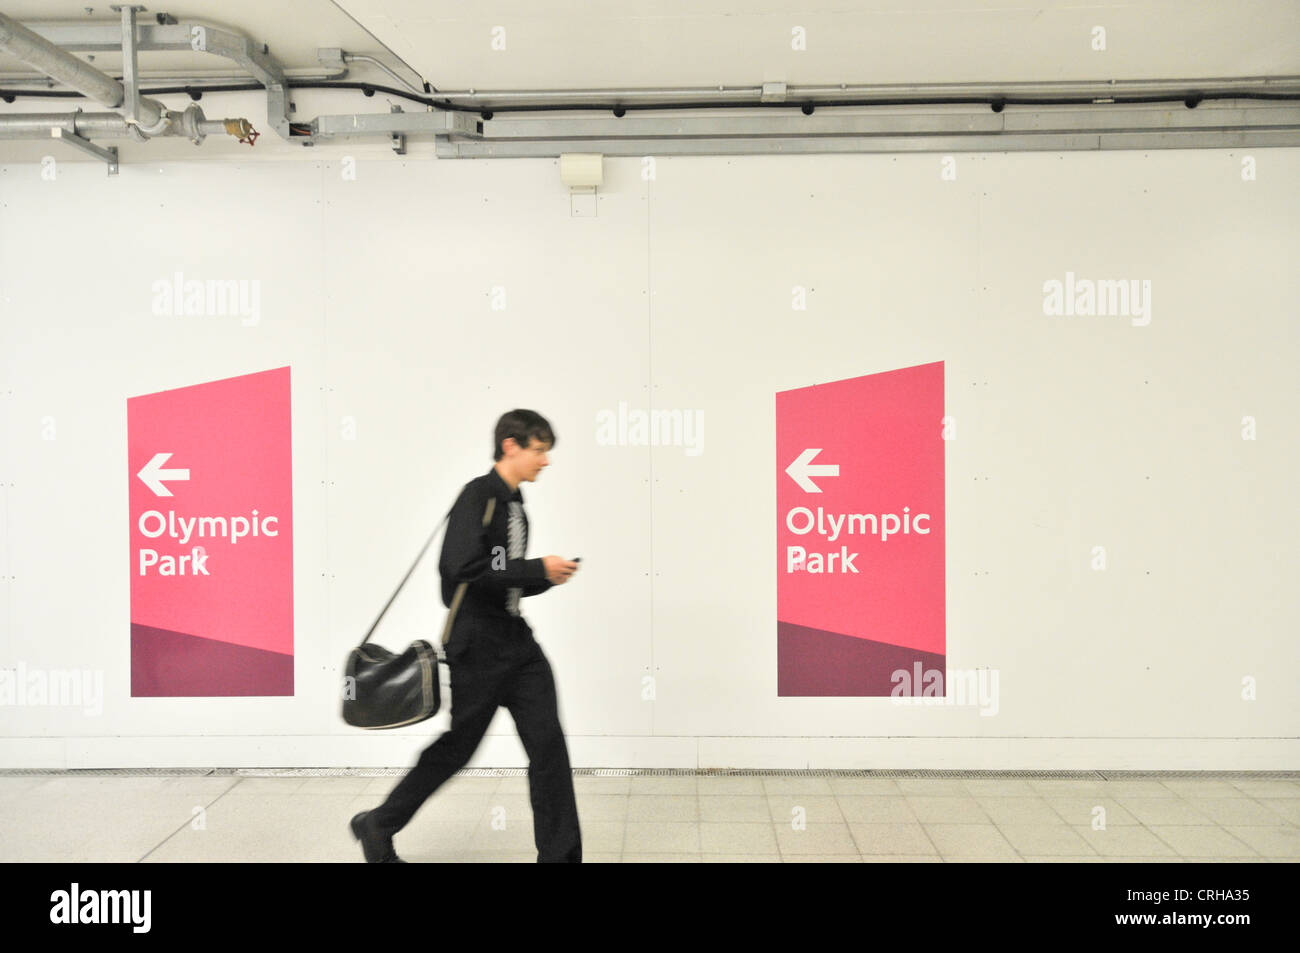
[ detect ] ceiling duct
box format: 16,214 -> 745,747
0,9 -> 260,171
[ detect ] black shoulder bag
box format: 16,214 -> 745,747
341,495 -> 496,729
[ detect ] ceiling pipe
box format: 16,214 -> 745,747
0,12 -> 260,148
0,10 -> 166,128
0,67 -> 348,86
0,107 -> 239,142
341,53 -> 424,96
414,75 -> 1300,105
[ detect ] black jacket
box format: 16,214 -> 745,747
439,467 -> 553,633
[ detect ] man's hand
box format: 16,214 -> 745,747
543,555 -> 579,585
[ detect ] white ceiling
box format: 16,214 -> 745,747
0,0 -> 1295,163
0,0 -> 401,79
2,0 -> 1298,90
335,0 -> 1300,88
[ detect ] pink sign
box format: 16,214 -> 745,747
128,367 -> 294,696
776,362 -> 945,695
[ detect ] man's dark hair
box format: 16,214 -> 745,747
494,409 -> 556,461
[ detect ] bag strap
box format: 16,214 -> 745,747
441,496 -> 495,647
356,490 -> 494,648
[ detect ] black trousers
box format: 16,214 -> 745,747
369,615 -> 582,863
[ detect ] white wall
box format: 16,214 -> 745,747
1,134 -> 1296,769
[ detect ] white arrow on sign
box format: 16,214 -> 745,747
137,452 -> 190,497
785,448 -> 839,493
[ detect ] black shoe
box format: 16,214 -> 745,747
350,810 -> 406,863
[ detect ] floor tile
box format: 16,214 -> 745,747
835,795 -> 919,823
702,853 -> 782,862
1146,826 -> 1260,857
1184,797 -> 1291,826
627,794 -> 698,822
623,853 -> 701,862
624,821 -> 700,853
905,796 -> 991,823
924,824 -> 1019,858
783,854 -> 863,862
895,779 -> 970,796
1229,780 -> 1300,798
6,772 -> 1295,864
996,824 -> 1097,856
698,776 -> 765,795
699,822 -> 779,854
961,779 -> 1038,797
1067,825 -> 1179,857
1219,826 -> 1300,857
975,796 -> 1068,825
762,776 -> 833,795
848,822 -> 939,855
1097,781 -> 1179,798
825,778 -> 903,796
775,823 -> 859,855
700,795 -> 772,822
944,856 -> 1025,862
1114,797 -> 1214,825
767,794 -> 844,824
629,777 -> 697,796
860,854 -> 943,862
575,793 -> 629,820
1045,797 -> 1141,826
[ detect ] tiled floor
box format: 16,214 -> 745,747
1,773 -> 1297,862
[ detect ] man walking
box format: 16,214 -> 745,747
351,409 -> 582,862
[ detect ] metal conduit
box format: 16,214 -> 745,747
417,76 -> 1300,104
0,11 -> 165,127
1,13 -> 1297,158
0,68 -> 347,87
0,110 -> 228,140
